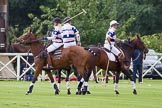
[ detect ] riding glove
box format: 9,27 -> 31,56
42,37 -> 48,40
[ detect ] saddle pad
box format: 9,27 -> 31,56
105,51 -> 116,62
53,50 -> 62,59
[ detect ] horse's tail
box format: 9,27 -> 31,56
84,47 -> 97,56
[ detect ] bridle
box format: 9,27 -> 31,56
17,32 -> 40,45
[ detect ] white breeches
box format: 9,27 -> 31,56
63,41 -> 76,48
104,44 -> 121,56
47,43 -> 63,53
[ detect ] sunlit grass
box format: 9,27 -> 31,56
0,79 -> 162,108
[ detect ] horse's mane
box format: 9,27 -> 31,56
117,38 -> 135,49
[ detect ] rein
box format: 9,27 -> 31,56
131,52 -> 141,62
21,38 -> 47,58
22,39 -> 42,45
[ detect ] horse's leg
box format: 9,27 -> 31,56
105,71 -> 109,83
76,77 -> 84,95
46,70 -> 59,95
122,70 -> 137,95
73,66 -> 81,81
113,72 -> 120,95
81,68 -> 93,94
86,70 -> 92,94
57,69 -> 62,91
26,67 -> 42,95
75,66 -> 89,95
65,69 -> 71,95
92,67 -> 98,83
72,66 -> 83,95
82,70 -> 91,95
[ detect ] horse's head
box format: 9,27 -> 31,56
132,35 -> 148,54
16,29 -> 36,44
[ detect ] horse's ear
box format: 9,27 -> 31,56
28,28 -> 32,33
136,35 -> 141,39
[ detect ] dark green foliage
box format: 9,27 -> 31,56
8,0 -> 162,49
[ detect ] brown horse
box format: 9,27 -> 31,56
75,46 -> 109,94
79,36 -> 148,95
9,42 -> 80,94
16,30 -> 92,95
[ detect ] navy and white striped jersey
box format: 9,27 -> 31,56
105,27 -> 116,45
47,26 -> 63,43
62,23 -> 79,43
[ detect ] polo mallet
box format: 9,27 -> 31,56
63,9 -> 87,24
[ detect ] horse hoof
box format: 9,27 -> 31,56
55,90 -> 59,95
115,90 -> 120,95
82,91 -> 86,95
76,91 -> 81,95
27,85 -> 33,94
25,91 -> 29,95
133,89 -> 137,95
87,91 -> 91,94
78,92 -> 81,95
67,89 -> 71,95
76,91 -> 79,95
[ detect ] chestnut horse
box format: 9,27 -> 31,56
79,36 -> 148,95
16,30 -> 91,95
9,42 -> 79,94
76,46 -> 109,94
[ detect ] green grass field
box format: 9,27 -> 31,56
0,79 -> 162,108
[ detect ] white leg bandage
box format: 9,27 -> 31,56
80,78 -> 84,82
52,82 -> 56,87
30,83 -> 34,86
57,83 -> 60,90
131,81 -> 136,89
66,81 -> 70,89
114,83 -> 118,91
84,82 -> 88,86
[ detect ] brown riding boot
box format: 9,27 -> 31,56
118,53 -> 124,68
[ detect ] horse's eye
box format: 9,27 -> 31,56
24,34 -> 30,39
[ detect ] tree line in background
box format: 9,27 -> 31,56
8,0 -> 162,52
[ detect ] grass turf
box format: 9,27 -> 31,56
0,79 -> 162,108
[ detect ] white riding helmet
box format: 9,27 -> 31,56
110,20 -> 119,27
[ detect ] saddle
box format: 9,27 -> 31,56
37,45 -> 64,59
49,45 -> 64,59
103,47 -> 130,70
103,48 -> 119,62
42,45 -> 64,70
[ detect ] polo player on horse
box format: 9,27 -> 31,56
62,17 -> 81,47
42,17 -> 63,68
104,20 -> 124,68
62,16 -> 83,93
